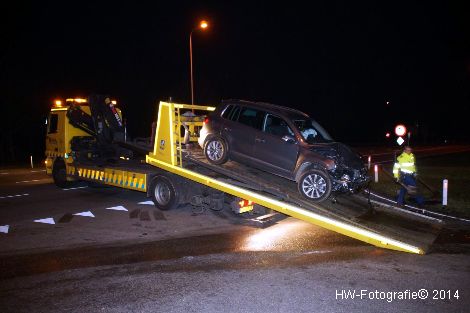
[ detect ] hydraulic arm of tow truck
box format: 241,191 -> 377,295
66,94 -> 125,144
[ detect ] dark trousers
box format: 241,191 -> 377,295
397,174 -> 424,206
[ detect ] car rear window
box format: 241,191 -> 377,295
238,107 -> 265,130
221,105 -> 233,119
224,105 -> 241,122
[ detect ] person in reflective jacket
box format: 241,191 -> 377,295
393,146 -> 424,206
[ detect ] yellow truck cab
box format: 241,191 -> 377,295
45,97 -> 122,187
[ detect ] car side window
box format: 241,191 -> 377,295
263,114 -> 294,137
221,105 -> 233,119
238,107 -> 265,130
228,105 -> 240,122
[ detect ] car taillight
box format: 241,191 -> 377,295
203,117 -> 209,125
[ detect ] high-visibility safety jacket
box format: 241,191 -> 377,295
393,152 -> 417,178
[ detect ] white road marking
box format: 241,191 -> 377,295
0,172 -> 9,175
0,225 -> 9,234
62,186 -> 88,191
368,198 -> 442,223
105,205 -> 128,211
30,170 -> 46,173
368,191 -> 470,223
138,200 -> 154,205
73,211 -> 95,217
304,250 -> 332,254
15,179 -> 41,184
34,217 -> 55,225
0,193 -> 29,199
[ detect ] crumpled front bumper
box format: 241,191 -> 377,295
329,166 -> 370,193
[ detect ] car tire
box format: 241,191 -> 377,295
204,136 -> 228,165
149,174 -> 180,210
298,169 -> 332,202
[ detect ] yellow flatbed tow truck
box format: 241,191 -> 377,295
46,98 -> 441,254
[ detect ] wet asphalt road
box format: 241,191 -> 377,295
0,165 -> 469,312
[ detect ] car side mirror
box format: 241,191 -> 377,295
282,135 -> 296,144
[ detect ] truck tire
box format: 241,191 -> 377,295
204,136 -> 228,165
52,159 -> 70,188
297,169 -> 332,202
150,175 -> 180,210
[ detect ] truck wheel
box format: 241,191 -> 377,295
52,159 -> 70,188
204,136 -> 228,165
298,169 -> 332,202
150,175 -> 180,210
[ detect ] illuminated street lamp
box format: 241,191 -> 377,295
189,20 -> 209,108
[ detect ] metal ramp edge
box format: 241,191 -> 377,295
147,154 -> 425,254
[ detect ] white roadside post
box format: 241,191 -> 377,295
374,164 -> 378,183
442,179 -> 448,207
368,156 -> 371,170
30,155 -> 34,169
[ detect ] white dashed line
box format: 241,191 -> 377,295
303,250 -> 332,254
0,193 -> 29,199
0,225 -> 9,234
62,186 -> 88,191
15,179 -> 41,184
0,172 -> 9,175
34,217 -> 56,225
105,205 -> 128,211
30,170 -> 46,173
74,211 -> 95,217
138,200 -> 154,205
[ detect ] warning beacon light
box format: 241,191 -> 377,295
394,124 -> 407,137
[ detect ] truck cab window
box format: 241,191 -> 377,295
48,114 -> 58,134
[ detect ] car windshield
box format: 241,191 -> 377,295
293,119 -> 333,143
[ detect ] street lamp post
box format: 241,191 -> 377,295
189,20 -> 208,109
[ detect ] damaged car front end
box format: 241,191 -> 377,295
292,117 -> 370,201
310,143 -> 370,194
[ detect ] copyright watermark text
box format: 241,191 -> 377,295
335,289 -> 460,303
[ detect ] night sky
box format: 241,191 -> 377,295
1,1 -> 469,163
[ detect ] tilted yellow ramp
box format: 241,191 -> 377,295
147,101 -> 425,255
147,155 -> 424,254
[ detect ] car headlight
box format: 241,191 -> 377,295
340,174 -> 351,182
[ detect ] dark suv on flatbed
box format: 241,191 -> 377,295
198,99 -> 369,202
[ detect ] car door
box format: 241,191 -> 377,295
221,105 -> 264,162
252,113 -> 299,178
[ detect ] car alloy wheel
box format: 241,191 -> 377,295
298,168 -> 332,202
207,140 -> 224,161
204,137 -> 228,165
302,173 -> 327,199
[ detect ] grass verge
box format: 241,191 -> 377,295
369,151 -> 470,218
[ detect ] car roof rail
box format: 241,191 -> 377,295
221,99 -> 309,117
